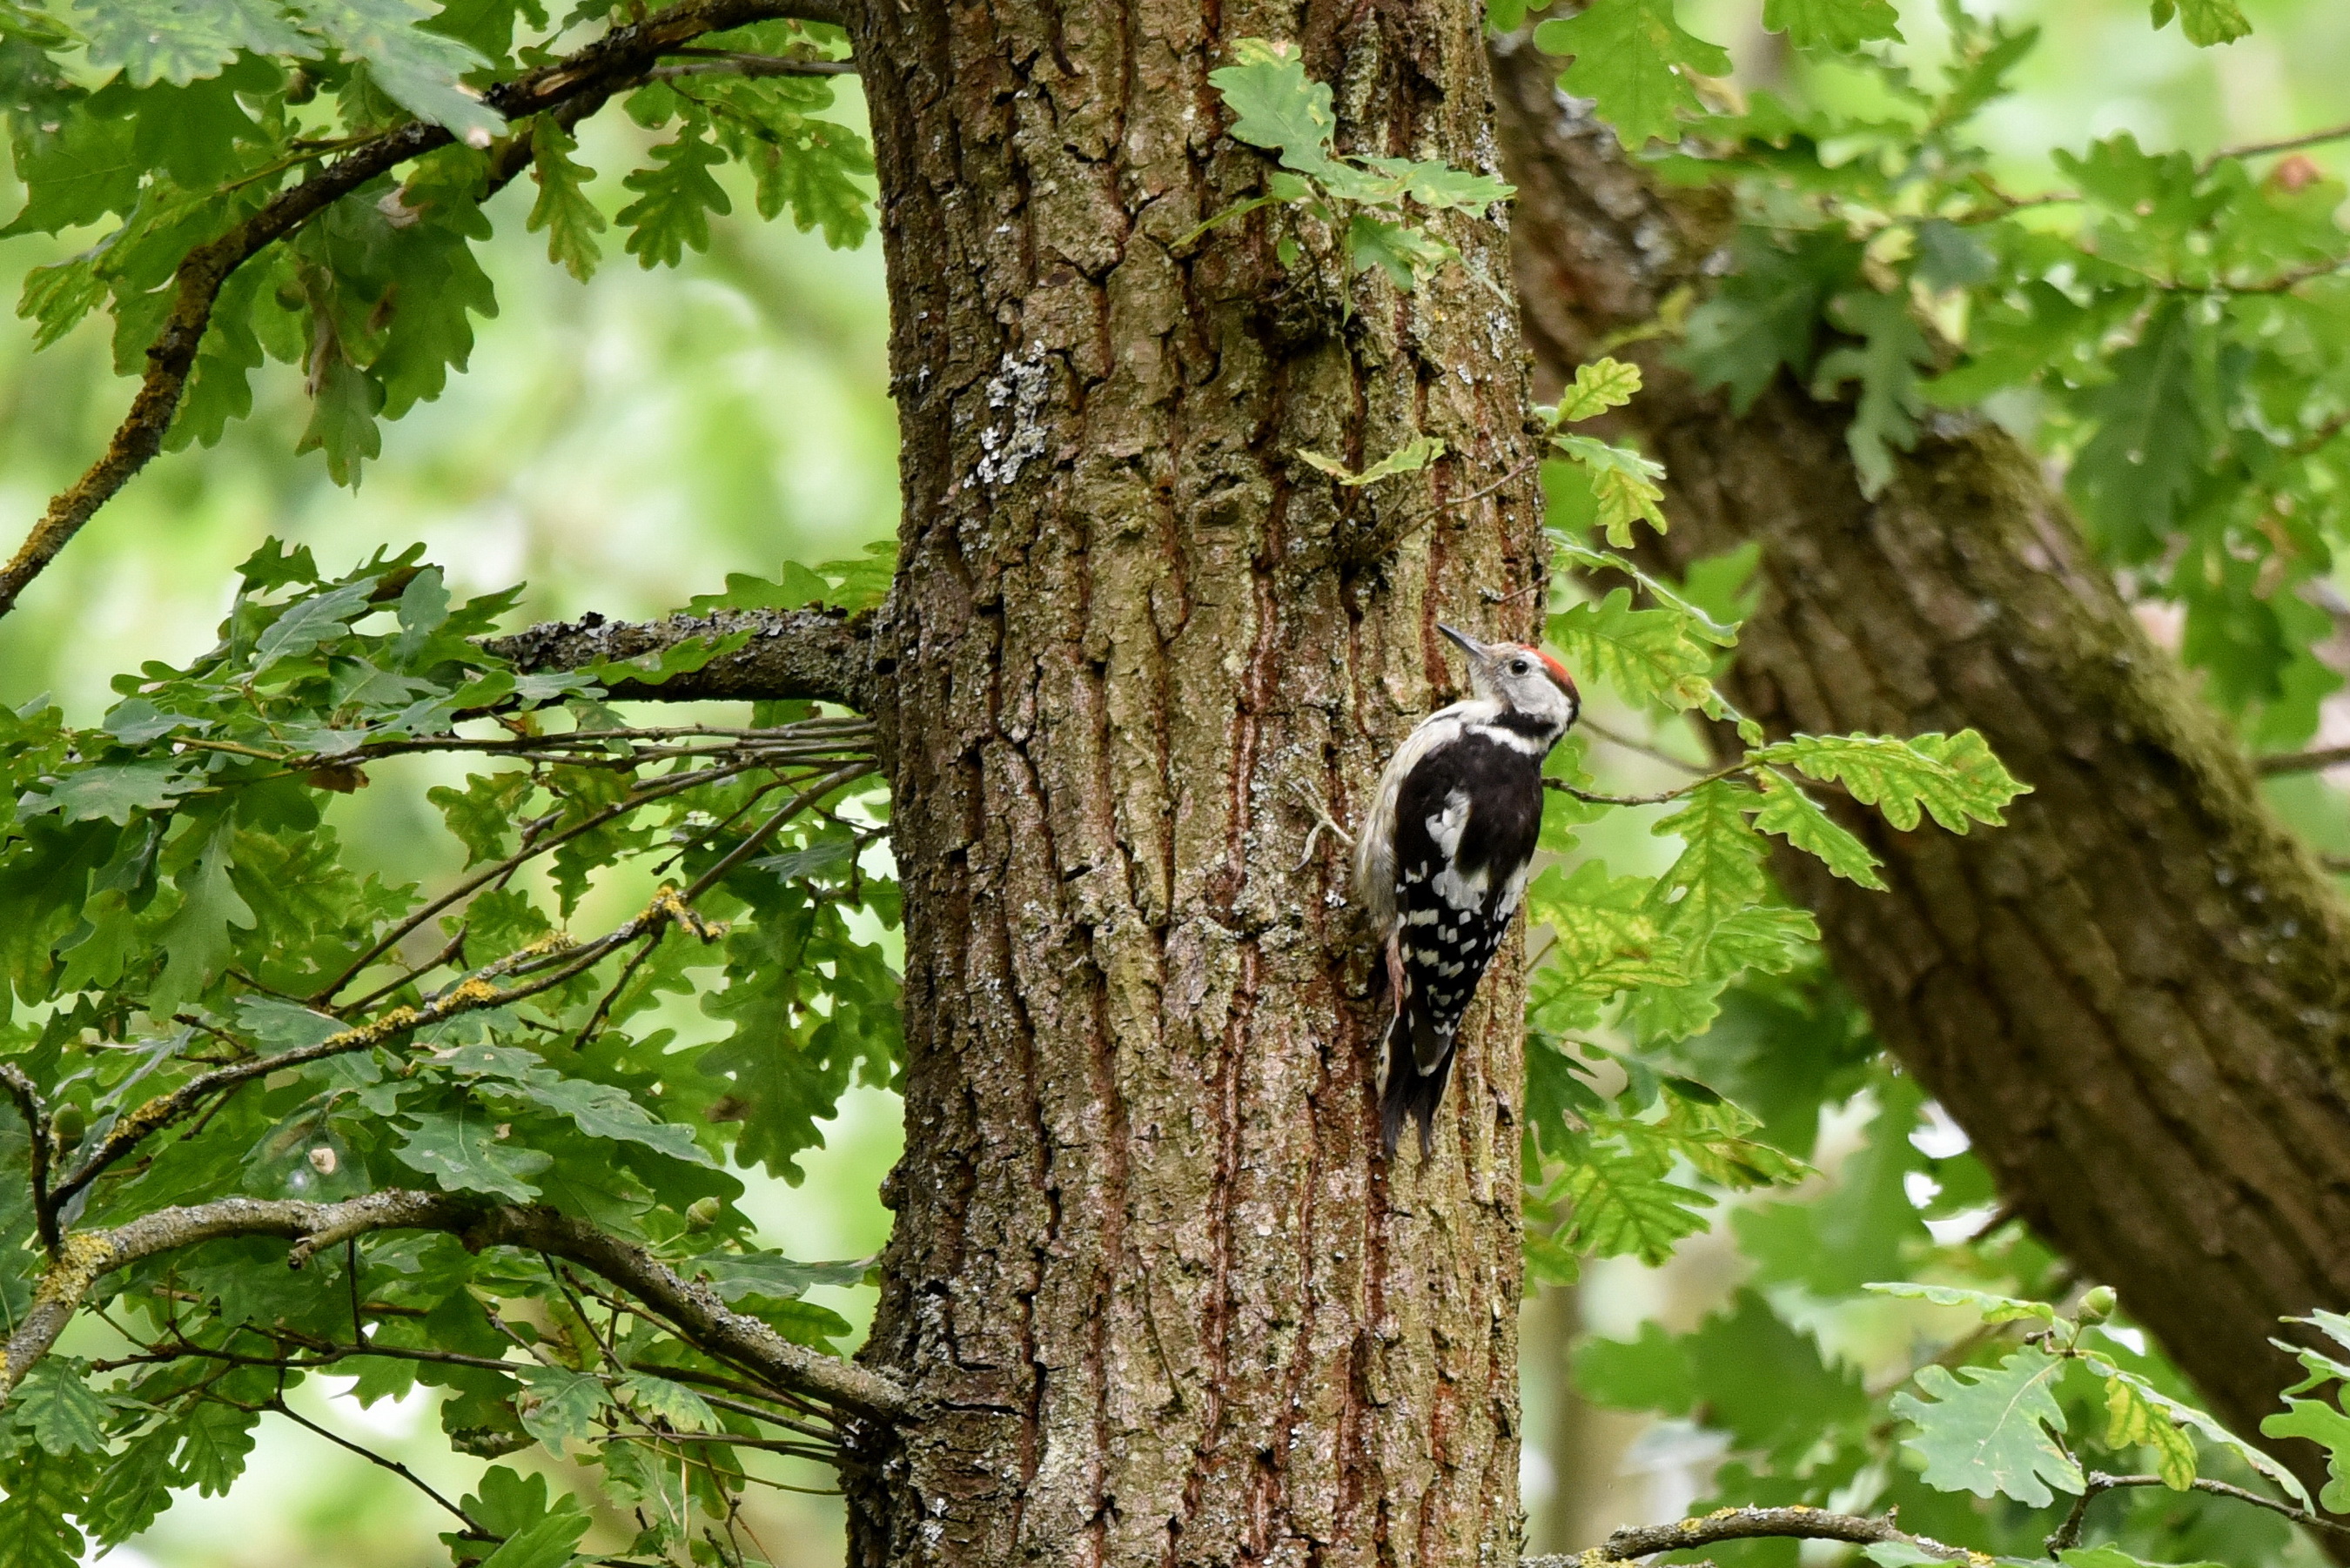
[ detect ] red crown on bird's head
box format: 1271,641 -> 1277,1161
1530,647 -> 1577,700
1492,642 -> 1575,700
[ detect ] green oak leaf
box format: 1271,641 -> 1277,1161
475,1502 -> 591,1568
0,1447 -> 91,1568
1810,287 -> 1931,498
619,122 -> 732,268
618,1371 -> 719,1431
693,1249 -> 870,1302
10,1361 -> 109,1454
155,821 -> 258,1008
1762,0 -> 1902,50
175,1398 -> 258,1496
2150,0 -> 2251,47
1548,586 -> 1716,710
1345,212 -> 1453,288
1553,357 -> 1643,422
35,762 -> 198,824
1752,771 -> 1884,888
2261,1397 -> 2350,1511
1754,731 -> 2026,833
1552,433 -> 1668,544
514,1365 -> 610,1458
2067,298 -> 2205,562
2059,1551 -> 2226,1568
500,1072 -> 715,1167
1554,1136 -> 1714,1263
394,1105 -> 554,1201
252,578 -> 381,674
1208,39 -> 1336,176
527,115 -> 604,281
1861,1282 -> 2058,1323
74,0 -> 314,87
0,106 -> 140,237
299,0 -> 505,143
1889,1347 -> 2084,1507
1533,0 -> 1732,149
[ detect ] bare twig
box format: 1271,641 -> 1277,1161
2046,1471 -> 2350,1551
0,1064 -> 57,1253
2203,121 -> 2350,174
54,860 -> 761,1209
1542,768 -> 1739,807
1529,1504 -> 1977,1565
2257,740 -> 2350,776
266,1395 -> 481,1530
309,755 -> 758,1005
675,761 -> 876,905
1576,714 -> 1709,774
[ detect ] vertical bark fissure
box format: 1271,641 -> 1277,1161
856,5 -> 1539,1564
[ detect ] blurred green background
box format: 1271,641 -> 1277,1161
2,0 -> 2347,1562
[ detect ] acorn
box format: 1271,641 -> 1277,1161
49,1103 -> 86,1150
2078,1285 -> 2118,1324
685,1196 -> 722,1231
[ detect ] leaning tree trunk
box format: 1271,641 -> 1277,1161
1491,35 -> 2350,1501
844,8 -> 1546,1565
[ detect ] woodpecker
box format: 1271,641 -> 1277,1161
1355,624 -> 1581,1156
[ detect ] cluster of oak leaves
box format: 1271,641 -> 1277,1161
2,0 -> 2350,1563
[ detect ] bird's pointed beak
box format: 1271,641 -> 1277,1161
1436,623 -> 1489,662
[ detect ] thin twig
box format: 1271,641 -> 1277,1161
2203,121 -> 2350,174
1576,715 -> 1709,774
2047,1471 -> 2350,1551
0,1065 -> 57,1253
2256,743 -> 2350,776
265,1395 -> 481,1531
591,1430 -> 837,1461
676,761 -> 877,905
309,757 -> 761,1005
1340,454 -> 1545,567
339,924 -> 471,1016
572,928 -> 671,1050
1532,1504 -> 1976,1565
1542,766 -> 1741,807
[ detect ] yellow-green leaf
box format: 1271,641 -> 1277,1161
1554,357 -> 1644,422
1295,435 -> 1445,487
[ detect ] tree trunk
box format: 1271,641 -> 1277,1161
845,8 -> 1546,1564
1492,34 -> 2350,1497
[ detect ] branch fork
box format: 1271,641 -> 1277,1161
0,1189 -> 914,1426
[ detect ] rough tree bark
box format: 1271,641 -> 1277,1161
842,7 -> 1548,1565
1492,34 -> 2350,1496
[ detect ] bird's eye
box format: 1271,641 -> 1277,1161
1508,659 -> 1529,674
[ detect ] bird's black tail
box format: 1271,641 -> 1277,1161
1380,1008 -> 1455,1158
